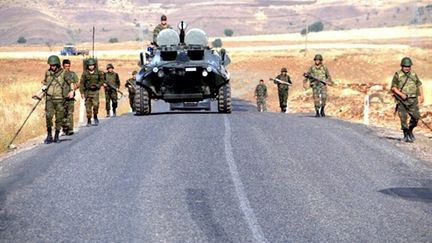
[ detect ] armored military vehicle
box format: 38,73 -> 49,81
134,21 -> 231,115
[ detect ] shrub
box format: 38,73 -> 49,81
17,36 -> 27,44
212,38 -> 223,48
224,28 -> 234,37
109,37 -> 119,43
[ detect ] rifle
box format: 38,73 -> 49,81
270,77 -> 292,86
104,81 -> 124,99
303,72 -> 328,85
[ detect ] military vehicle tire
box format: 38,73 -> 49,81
134,86 -> 151,115
218,83 -> 232,113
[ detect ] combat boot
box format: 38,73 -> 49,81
53,130 -> 60,143
93,114 -> 99,126
403,129 -> 413,143
408,126 -> 416,142
315,108 -> 320,117
106,110 -> 110,118
44,128 -> 53,144
113,108 -> 117,117
320,107 -> 326,117
86,118 -> 92,127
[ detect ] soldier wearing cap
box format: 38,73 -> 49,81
273,67 -> 292,113
391,57 -> 424,142
153,14 -> 172,45
104,63 -> 120,117
303,54 -> 333,117
125,70 -> 137,112
80,58 -> 105,126
40,55 -> 75,143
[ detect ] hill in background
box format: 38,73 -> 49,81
0,0 -> 431,44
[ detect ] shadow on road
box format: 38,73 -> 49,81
379,187 -> 432,203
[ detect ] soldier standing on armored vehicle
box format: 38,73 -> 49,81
62,59 -> 79,135
104,64 -> 120,117
41,55 -> 75,144
272,67 -> 292,113
125,70 -> 137,112
254,79 -> 267,112
303,54 -> 333,117
80,58 -> 105,126
152,15 -> 172,45
391,57 -> 424,143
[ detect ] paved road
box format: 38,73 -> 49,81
0,99 -> 431,242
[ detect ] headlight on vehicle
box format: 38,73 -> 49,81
202,70 -> 208,77
206,66 -> 212,72
152,67 -> 158,73
157,70 -> 164,78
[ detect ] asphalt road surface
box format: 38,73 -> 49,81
0,99 -> 431,242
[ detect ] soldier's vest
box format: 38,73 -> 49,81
105,72 -> 119,88
45,69 -> 70,99
308,65 -> 329,87
395,70 -> 420,97
83,70 -> 102,91
276,74 -> 290,89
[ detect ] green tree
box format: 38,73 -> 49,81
224,28 -> 234,37
212,38 -> 223,48
17,36 -> 27,44
109,37 -> 119,43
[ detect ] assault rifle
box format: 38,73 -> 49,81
270,77 -> 292,86
303,73 -> 329,85
393,92 -> 432,132
104,82 -> 124,99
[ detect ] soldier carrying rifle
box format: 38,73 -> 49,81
272,67 -> 292,113
391,57 -> 424,143
303,54 -> 333,117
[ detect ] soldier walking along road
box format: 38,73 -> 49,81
104,64 -> 120,117
254,79 -> 268,112
153,14 -> 172,45
80,58 -> 105,127
125,70 -> 137,112
303,54 -> 333,117
62,59 -> 79,135
391,57 -> 424,143
41,55 -> 75,144
272,67 -> 292,113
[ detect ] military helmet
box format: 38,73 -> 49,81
106,63 -> 114,69
132,70 -> 137,75
86,58 -> 96,66
161,15 -> 167,21
281,67 -> 287,72
314,54 -> 323,61
400,57 -> 413,67
47,55 -> 61,65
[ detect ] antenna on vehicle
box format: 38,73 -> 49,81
92,26 -> 95,58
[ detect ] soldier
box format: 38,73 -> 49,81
62,59 -> 79,135
152,14 -> 172,45
391,57 -> 424,143
80,58 -> 105,127
41,55 -> 74,144
303,54 -> 333,117
125,70 -> 137,112
273,67 -> 292,113
104,64 -> 120,117
254,79 -> 267,112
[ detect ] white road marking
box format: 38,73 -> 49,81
224,115 -> 268,243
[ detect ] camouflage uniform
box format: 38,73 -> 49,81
80,68 -> 104,125
304,62 -> 332,117
62,70 -> 79,133
104,70 -> 120,117
125,71 -> 137,111
153,15 -> 172,45
42,56 -> 73,143
391,70 -> 422,140
273,70 -> 291,112
255,82 -> 267,112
